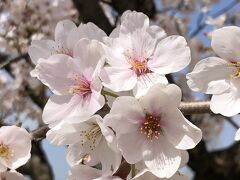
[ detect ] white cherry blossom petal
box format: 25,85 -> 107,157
33,54 -> 75,95
67,22 -> 106,50
120,10 -> 149,34
43,94 -> 104,126
163,109 -> 202,150
149,35 -> 190,75
133,74 -> 168,98
69,165 -> 102,180
28,40 -> 57,64
139,84 -> 182,114
73,38 -> 105,71
0,171 -> 25,180
211,26 -> 240,62
187,57 -> 231,94
143,137 -> 181,178
210,79 -> 240,117
117,132 -> 145,164
101,67 -> 137,92
54,20 -> 77,49
133,169 -> 189,180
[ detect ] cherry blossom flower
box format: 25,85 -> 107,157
101,11 -> 190,97
68,165 -> 122,180
33,39 -> 105,126
187,26 -> 240,117
0,126 -> 31,172
104,83 -> 202,178
28,19 -> 106,65
47,115 -> 121,176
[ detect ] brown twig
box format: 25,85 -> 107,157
179,101 -> 211,114
30,125 -> 50,141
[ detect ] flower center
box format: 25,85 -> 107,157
69,73 -> 92,98
128,58 -> 150,77
53,44 -> 73,57
79,124 -> 102,151
0,144 -> 13,159
140,114 -> 161,141
228,62 -> 240,79
124,49 -> 150,77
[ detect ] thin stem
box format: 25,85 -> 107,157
0,53 -> 28,68
102,89 -> 119,98
131,164 -> 136,178
226,117 -> 239,129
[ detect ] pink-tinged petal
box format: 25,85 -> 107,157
117,132 -> 145,164
101,67 -> 137,92
163,109 -> 202,150
43,94 -> 104,126
67,22 -> 106,50
149,35 -> 190,74
104,96 -> 144,134
120,11 -> 149,34
139,84 -> 182,114
147,25 -> 167,41
104,114 -> 139,135
109,26 -> 120,38
133,73 -> 168,98
73,39 -> 105,72
109,96 -> 145,125
67,140 -> 101,167
28,40 -> 57,64
211,26 -> 240,62
33,54 -> 75,95
96,139 -> 122,176
54,20 -> 77,49
143,137 -> 181,178
103,37 -> 132,68
187,57 -> 231,94
0,171 -> 25,180
68,165 -> 102,180
210,79 -> 240,116
133,169 -> 188,180
235,128 -> 240,141
128,28 -> 156,59
0,162 -> 7,172
46,121 -> 81,146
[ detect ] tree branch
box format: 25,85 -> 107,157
30,101 -> 212,141
179,101 -> 211,114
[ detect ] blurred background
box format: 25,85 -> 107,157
0,0 -> 240,179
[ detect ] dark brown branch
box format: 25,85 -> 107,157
30,125 -> 50,141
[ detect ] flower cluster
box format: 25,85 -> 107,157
29,11 -> 203,179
